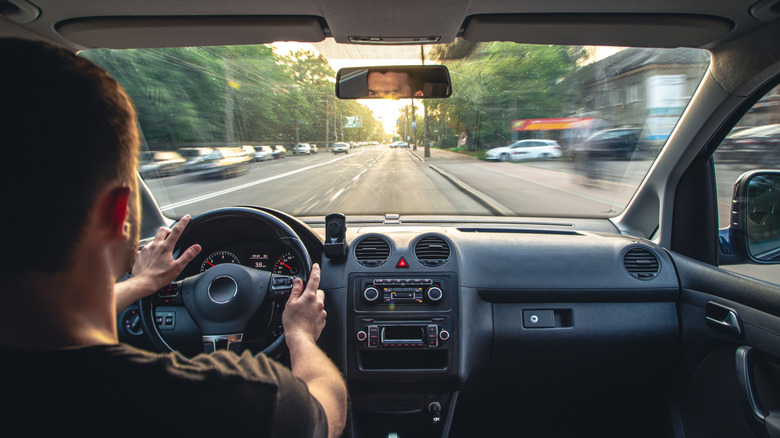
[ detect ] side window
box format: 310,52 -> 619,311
714,84 -> 780,284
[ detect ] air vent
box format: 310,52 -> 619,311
623,247 -> 660,280
415,235 -> 451,267
353,236 -> 391,267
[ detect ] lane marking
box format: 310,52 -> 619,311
160,154 -> 354,211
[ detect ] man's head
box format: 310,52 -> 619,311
367,70 -> 424,99
0,38 -> 140,278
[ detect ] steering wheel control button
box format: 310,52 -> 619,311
208,276 -> 238,304
356,331 -> 368,342
363,287 -> 380,303
271,275 -> 295,298
157,282 -> 181,297
523,310 -> 555,328
154,311 -> 176,331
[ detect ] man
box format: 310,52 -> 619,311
0,38 -> 346,437
367,70 -> 424,99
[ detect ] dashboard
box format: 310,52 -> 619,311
118,210 -> 682,437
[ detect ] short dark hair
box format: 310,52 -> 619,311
0,38 -> 138,275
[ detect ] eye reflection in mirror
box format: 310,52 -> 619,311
367,70 -> 423,99
336,65 -> 451,99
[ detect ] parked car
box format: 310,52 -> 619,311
582,128 -> 641,160
332,142 -> 349,154
272,145 -> 286,159
137,150 -> 185,178
177,147 -> 213,172
253,145 -> 273,161
192,147 -> 251,179
310,144 -> 318,154
294,143 -> 311,155
486,139 -> 563,162
389,141 -> 409,148
717,124 -> 780,166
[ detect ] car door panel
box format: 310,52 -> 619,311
671,252 -> 780,438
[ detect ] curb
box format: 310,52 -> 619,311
428,164 -> 516,216
407,149 -> 514,215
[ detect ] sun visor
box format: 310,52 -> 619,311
56,16 -> 327,49
462,14 -> 733,48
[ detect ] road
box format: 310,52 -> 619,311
144,145 -> 748,225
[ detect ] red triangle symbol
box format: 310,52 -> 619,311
396,257 -> 409,268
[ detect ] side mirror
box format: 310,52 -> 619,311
723,170 -> 780,263
336,65 -> 452,99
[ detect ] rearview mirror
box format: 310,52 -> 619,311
727,170 -> 780,263
336,65 -> 452,99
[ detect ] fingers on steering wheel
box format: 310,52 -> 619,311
166,214 -> 191,244
290,278 -> 305,299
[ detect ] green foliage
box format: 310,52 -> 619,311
81,45 -> 384,148
424,41 -> 585,150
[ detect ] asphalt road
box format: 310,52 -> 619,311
144,145 -> 753,225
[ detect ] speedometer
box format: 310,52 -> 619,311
200,251 -> 241,272
273,252 -> 300,276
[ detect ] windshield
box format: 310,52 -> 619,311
82,39 -> 710,220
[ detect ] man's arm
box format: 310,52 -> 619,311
114,215 -> 201,313
282,264 -> 348,438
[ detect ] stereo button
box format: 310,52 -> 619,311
426,287 -> 443,302
356,331 -> 367,342
363,287 -> 380,303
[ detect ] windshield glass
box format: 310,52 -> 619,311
82,39 -> 710,220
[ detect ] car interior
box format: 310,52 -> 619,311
2,0 -> 779,437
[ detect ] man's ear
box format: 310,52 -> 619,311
97,185 -> 131,240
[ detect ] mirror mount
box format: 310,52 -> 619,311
720,170 -> 780,264
336,65 -> 452,100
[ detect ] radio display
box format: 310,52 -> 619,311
382,326 -> 424,342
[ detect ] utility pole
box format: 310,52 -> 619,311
324,97 -> 329,151
421,45 -> 430,158
411,98 -> 416,150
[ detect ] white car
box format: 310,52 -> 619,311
294,143 -> 311,155
486,139 -> 562,161
332,142 -> 349,154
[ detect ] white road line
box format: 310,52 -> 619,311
329,189 -> 345,202
160,154 -> 352,211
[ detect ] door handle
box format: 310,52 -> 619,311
705,301 -> 742,336
736,346 -> 780,438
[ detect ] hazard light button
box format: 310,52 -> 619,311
396,257 -> 409,268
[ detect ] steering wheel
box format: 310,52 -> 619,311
138,207 -> 312,356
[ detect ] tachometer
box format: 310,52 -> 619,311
273,252 -> 300,276
200,251 -> 241,272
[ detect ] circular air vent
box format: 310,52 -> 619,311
414,235 -> 451,267
353,236 -> 391,267
623,247 -> 660,280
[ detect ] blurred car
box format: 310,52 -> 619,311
137,150 -> 186,178
717,124 -> 780,166
583,128 -> 641,160
486,139 -> 563,162
253,145 -> 273,161
273,145 -> 286,159
178,147 -> 213,172
389,141 -> 409,148
240,145 -> 256,159
310,144 -> 318,154
192,147 -> 251,179
294,143 -> 312,155
332,142 -> 349,154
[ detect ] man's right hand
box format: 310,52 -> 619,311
282,264 -> 326,344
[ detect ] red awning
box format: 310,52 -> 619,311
512,117 -> 596,131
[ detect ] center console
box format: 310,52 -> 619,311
347,273 -> 460,437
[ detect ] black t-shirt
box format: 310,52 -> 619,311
0,343 -> 327,437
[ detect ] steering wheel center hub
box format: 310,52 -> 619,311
208,276 -> 238,304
